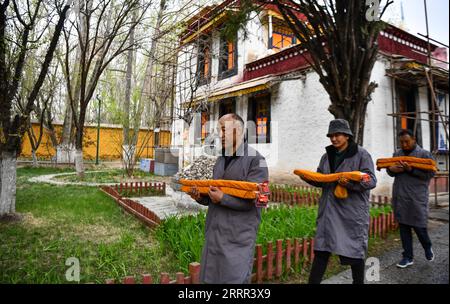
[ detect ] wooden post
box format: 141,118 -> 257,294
286,239 -> 292,273
294,238 -> 300,269
176,272 -> 185,284
275,239 -> 283,278
189,262 -> 201,284
142,274 -> 152,284
267,242 -> 274,280
123,276 -> 135,284
256,245 -> 263,283
160,273 -> 170,284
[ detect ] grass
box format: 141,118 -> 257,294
53,168 -> 167,184
270,184 -> 321,196
1,167 -> 178,283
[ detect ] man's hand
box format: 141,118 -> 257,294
399,161 -> 413,172
338,176 -> 350,186
188,186 -> 201,201
208,186 -> 224,204
388,164 -> 405,174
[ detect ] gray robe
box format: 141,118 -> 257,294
196,142 -> 269,284
387,145 -> 435,228
305,143 -> 377,259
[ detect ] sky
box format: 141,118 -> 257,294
383,0 -> 449,47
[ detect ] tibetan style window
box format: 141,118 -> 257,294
270,23 -> 297,50
201,110 -> 210,143
218,35 -> 238,79
197,35 -> 212,85
247,94 -> 271,144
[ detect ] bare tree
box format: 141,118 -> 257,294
230,0 -> 393,144
61,0 -> 150,178
26,64 -> 61,166
0,0 -> 71,216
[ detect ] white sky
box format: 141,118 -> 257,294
383,0 -> 449,47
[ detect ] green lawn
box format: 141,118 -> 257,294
52,168 -> 167,184
1,167 -> 177,283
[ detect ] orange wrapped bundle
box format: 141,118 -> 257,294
179,179 -> 270,207
376,156 -> 437,172
293,169 -> 370,199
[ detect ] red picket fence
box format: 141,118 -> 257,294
102,210 -> 398,284
100,185 -> 162,228
251,237 -> 315,283
105,262 -> 201,284
113,181 -> 166,197
369,211 -> 398,239
269,185 -> 321,206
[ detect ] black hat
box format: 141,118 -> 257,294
327,119 -> 353,137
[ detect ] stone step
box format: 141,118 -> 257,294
133,196 -> 199,220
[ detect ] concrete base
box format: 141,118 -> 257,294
154,162 -> 178,176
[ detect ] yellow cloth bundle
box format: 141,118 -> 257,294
376,156 -> 437,172
179,179 -> 261,199
293,169 -> 370,199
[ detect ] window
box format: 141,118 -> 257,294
219,37 -> 238,79
270,24 -> 297,50
201,111 -> 210,143
219,98 -> 236,118
247,94 -> 271,143
396,84 -> 422,147
197,36 -> 212,85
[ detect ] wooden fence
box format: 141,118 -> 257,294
113,181 -> 166,197
100,182 -> 166,228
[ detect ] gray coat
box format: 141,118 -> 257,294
196,142 -> 269,284
305,142 -> 377,259
388,145 -> 435,228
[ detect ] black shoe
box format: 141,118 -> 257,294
396,257 -> 414,268
425,247 -> 435,262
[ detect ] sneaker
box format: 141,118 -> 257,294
425,248 -> 435,262
396,257 -> 414,268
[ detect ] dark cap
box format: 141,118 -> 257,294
327,119 -> 353,137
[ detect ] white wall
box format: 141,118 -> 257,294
362,58 -> 396,194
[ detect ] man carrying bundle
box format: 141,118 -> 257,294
188,113 -> 269,284
382,129 -> 436,268
297,119 -> 377,284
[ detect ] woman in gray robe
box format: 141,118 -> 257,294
300,119 -> 377,284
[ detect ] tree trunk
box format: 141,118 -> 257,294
75,116 -> 85,178
122,144 -> 136,177
31,150 -> 38,167
0,151 -> 17,216
74,149 -> 84,179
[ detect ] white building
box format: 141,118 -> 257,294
172,0 -> 449,195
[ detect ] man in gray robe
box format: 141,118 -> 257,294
188,113 -> 269,284
386,129 -> 436,268
300,119 -> 377,284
